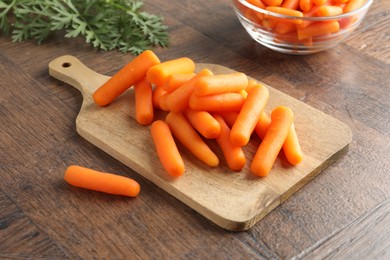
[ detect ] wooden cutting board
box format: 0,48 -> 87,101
49,55 -> 352,231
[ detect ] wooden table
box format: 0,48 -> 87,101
1,0 -> 389,258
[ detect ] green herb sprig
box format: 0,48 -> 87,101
0,0 -> 169,54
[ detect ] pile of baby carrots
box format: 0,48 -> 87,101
91,50 -> 303,179
235,0 -> 366,46
64,50 -> 304,197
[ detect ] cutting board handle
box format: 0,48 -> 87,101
48,55 -> 110,95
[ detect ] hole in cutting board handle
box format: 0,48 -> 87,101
62,62 -> 72,68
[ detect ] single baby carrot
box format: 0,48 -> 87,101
166,69 -> 213,113
93,50 -> 160,107
276,21 -> 296,34
282,0 -> 300,10
162,73 -> 195,93
312,0 -> 327,5
246,79 -> 258,93
194,72 -> 248,96
152,84 -> 167,109
297,21 -> 340,40
151,120 -> 185,177
134,77 -> 154,125
219,111 -> 239,128
189,92 -> 245,112
343,0 -> 364,13
166,112 -> 219,167
185,110 -> 221,139
266,7 -> 303,24
254,111 -> 271,140
230,84 -> 270,146
147,57 -> 195,86
299,0 -> 313,12
317,5 -> 343,16
64,165 -> 140,197
158,92 -> 170,111
214,114 -> 247,171
250,106 -> 294,177
282,122 -> 303,165
262,0 -> 283,6
246,0 -> 266,9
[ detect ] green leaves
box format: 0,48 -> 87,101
0,0 -> 169,54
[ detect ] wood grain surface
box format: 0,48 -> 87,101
1,0 -> 389,258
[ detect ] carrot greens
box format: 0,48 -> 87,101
0,0 -> 169,54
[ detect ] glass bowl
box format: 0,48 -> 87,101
232,0 -> 373,54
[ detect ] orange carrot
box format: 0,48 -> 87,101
162,73 -> 195,93
134,78 -> 154,125
317,5 -> 343,16
254,111 -> 271,140
276,21 -> 297,34
246,79 -> 259,93
297,21 -> 340,40
262,0 -> 283,6
219,111 -> 239,128
230,84 -> 270,146
64,165 -> 140,197
166,112 -> 219,167
250,106 -> 294,177
158,92 -> 170,111
282,122 -> 303,165
343,0 -> 364,13
152,84 -> 167,109
214,114 -> 247,171
266,7 -> 303,24
282,0 -> 300,9
189,92 -> 245,112
147,57 -> 195,86
300,0 -> 313,12
194,72 -> 248,96
246,0 -> 266,9
93,50 -> 160,107
312,0 -> 327,5
151,120 -> 185,177
185,110 -> 221,139
166,69 -> 213,113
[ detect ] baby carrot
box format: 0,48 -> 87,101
246,0 -> 266,9
214,114 -> 247,171
185,110 -> 221,139
64,165 -> 140,197
134,77 -> 154,125
312,0 -> 327,5
317,5 -> 343,16
158,92 -> 170,111
230,84 -> 270,147
266,7 -> 303,24
282,0 -> 300,10
162,73 -> 195,93
152,84 -> 167,109
93,50 -> 160,107
297,21 -> 340,40
194,72 -> 248,96
151,120 -> 185,177
262,0 -> 283,6
189,92 -> 245,112
166,69 -> 213,113
246,79 -> 259,93
282,122 -> 303,165
276,21 -> 296,34
299,0 -> 313,12
254,111 -> 271,140
250,106 -> 294,177
166,112 -> 219,167
344,0 -> 364,13
147,57 -> 195,86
